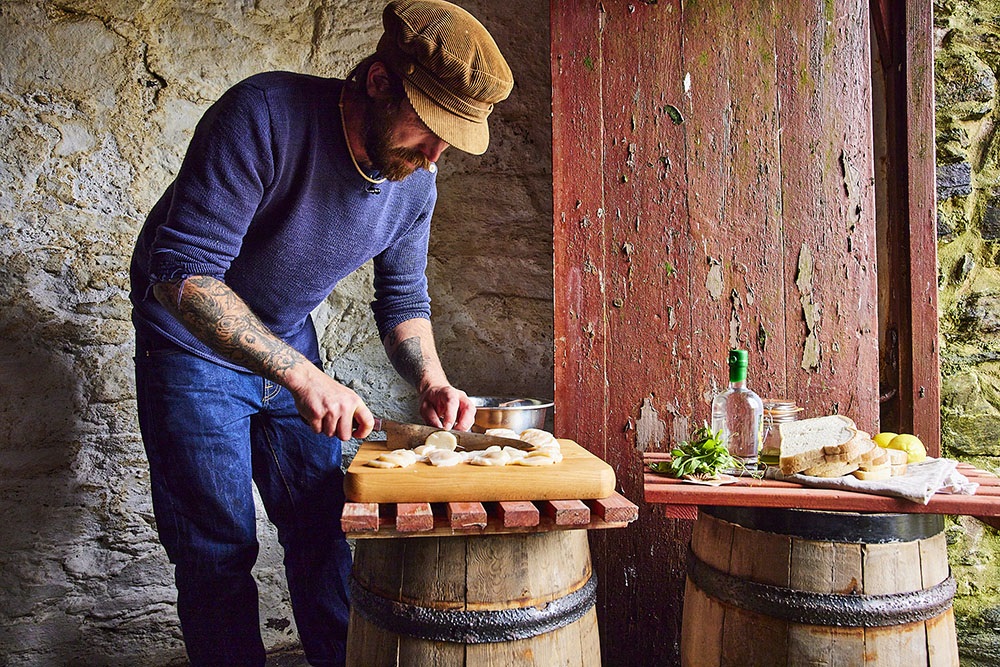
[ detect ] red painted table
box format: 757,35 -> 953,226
643,453 -> 1000,528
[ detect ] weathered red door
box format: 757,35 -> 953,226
552,1 -> 879,664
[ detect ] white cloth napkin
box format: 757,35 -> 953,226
766,458 -> 979,505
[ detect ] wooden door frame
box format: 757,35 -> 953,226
871,0 -> 941,451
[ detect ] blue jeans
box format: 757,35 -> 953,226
134,331 -> 351,667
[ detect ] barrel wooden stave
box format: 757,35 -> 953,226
347,529 -> 599,666
681,508 -> 960,667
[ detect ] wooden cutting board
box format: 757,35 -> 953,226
344,439 -> 616,503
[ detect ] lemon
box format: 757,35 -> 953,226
873,432 -> 898,448
886,434 -> 927,463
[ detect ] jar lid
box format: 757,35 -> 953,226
763,399 -> 803,420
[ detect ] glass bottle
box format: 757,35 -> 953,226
711,349 -> 764,472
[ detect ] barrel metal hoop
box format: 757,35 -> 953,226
349,573 -> 597,644
701,505 -> 946,543
687,549 -> 956,627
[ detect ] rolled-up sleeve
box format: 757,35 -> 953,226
371,197 -> 435,340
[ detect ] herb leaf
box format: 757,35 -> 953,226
649,422 -> 746,478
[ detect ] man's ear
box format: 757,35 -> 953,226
366,61 -> 393,100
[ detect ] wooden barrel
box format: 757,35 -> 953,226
346,529 -> 600,666
681,506 -> 959,666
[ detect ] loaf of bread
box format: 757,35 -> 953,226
778,415 -> 871,475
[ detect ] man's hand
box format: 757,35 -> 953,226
419,384 -> 476,432
287,364 -> 376,440
383,318 -> 475,431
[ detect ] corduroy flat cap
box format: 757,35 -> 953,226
377,0 -> 513,155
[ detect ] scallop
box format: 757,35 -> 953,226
427,449 -> 463,467
413,443 -> 437,457
513,455 -> 555,466
365,458 -> 399,469
485,428 -> 521,440
389,449 -> 419,466
423,430 -> 459,451
469,449 -> 512,466
502,446 -> 527,460
525,446 -> 563,463
369,450 -> 417,468
519,428 -> 559,449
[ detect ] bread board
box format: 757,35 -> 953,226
344,439 -> 616,503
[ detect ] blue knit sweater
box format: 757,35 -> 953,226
130,72 -> 437,370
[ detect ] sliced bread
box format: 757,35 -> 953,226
802,459 -> 861,478
778,415 -> 862,475
853,465 -> 892,481
884,448 -> 908,465
858,445 -> 889,470
883,448 -> 909,476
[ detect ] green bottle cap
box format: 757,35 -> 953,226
728,349 -> 748,383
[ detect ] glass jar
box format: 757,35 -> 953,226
760,399 -> 802,464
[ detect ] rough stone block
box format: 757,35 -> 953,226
982,194 -> 1000,240
937,162 -> 972,200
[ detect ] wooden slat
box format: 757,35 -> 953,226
957,462 -> 999,479
341,502 -> 379,533
660,504 -> 699,521
341,495 -> 641,537
549,0 -> 621,658
967,487 -> 1000,497
874,1 -> 941,448
903,1 -> 941,449
395,503 -> 433,533
344,516 -> 638,540
447,502 -> 487,529
589,492 -> 638,523
683,0 -> 786,403
587,2 -> 699,663
552,0 -> 609,457
776,0 -> 880,432
497,501 -> 540,528
543,499 -> 591,526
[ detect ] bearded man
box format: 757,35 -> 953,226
128,2 -> 512,664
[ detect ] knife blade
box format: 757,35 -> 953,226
371,418 -> 532,451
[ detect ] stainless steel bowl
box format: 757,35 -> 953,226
469,397 -> 554,433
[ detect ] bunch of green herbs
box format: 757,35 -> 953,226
649,423 -> 756,478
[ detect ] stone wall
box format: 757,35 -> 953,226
935,0 -> 1000,663
0,1 -> 552,664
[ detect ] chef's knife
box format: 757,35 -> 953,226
371,418 -> 532,451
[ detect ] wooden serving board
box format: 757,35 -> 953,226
344,439 -> 616,503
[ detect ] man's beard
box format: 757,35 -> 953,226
364,97 -> 432,182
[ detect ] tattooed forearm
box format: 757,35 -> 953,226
384,319 -> 452,394
386,334 -> 427,389
153,276 -> 307,382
